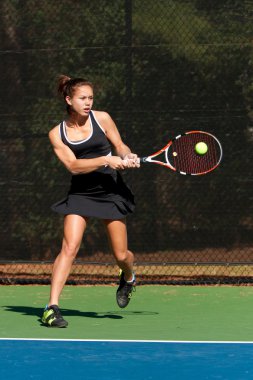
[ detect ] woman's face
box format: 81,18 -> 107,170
66,85 -> 94,116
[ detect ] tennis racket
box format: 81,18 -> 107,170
139,131 -> 222,175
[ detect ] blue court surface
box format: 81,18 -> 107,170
1,339 -> 253,380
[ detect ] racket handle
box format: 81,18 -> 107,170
139,157 -> 147,163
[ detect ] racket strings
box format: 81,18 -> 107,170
167,132 -> 221,175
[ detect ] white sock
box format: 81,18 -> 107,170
126,272 -> 135,284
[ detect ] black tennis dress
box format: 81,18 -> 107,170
51,111 -> 135,219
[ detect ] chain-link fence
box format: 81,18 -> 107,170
1,0 -> 253,284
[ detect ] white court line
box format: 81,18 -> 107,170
1,338 -> 253,344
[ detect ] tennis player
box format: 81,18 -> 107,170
42,75 -> 139,327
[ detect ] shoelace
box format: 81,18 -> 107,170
50,306 -> 62,319
124,283 -> 136,297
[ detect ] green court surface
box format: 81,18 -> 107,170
1,285 -> 253,341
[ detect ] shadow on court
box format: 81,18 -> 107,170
3,306 -> 159,326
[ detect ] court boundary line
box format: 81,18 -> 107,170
1,338 -> 253,344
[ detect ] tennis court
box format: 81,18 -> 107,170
1,1 -> 253,379
1,285 -> 253,379
2,339 -> 253,380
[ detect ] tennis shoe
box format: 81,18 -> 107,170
116,270 -> 136,308
41,304 -> 68,328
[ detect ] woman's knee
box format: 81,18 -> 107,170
61,239 -> 80,259
114,249 -> 134,264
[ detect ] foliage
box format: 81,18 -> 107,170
0,0 -> 253,259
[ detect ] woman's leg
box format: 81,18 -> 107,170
103,219 -> 134,282
104,218 -> 135,308
49,214 -> 88,306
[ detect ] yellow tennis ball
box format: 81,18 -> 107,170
195,142 -> 208,155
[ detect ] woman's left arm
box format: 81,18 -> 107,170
95,111 -> 140,167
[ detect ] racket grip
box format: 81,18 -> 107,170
139,157 -> 147,163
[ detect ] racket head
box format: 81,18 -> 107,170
144,131 -> 223,175
167,131 -> 222,175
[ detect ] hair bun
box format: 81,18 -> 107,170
58,75 -> 71,94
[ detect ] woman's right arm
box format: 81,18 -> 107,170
49,126 -> 127,174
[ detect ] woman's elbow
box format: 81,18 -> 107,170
66,161 -> 87,175
65,160 -> 79,173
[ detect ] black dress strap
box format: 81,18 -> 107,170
59,122 -> 64,141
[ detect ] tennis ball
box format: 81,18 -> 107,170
195,142 -> 208,155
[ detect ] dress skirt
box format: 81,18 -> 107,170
51,170 -> 135,220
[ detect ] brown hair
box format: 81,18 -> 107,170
57,75 -> 93,113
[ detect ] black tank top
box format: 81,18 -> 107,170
59,111 -> 116,193
59,110 -> 112,160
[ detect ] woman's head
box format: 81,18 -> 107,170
57,75 -> 94,115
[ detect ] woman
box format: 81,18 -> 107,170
42,75 -> 139,328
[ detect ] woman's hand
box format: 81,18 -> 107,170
105,156 -> 129,170
105,154 -> 140,170
122,153 -> 140,168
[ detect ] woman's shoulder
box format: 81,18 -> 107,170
48,123 -> 61,141
92,110 -> 111,123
